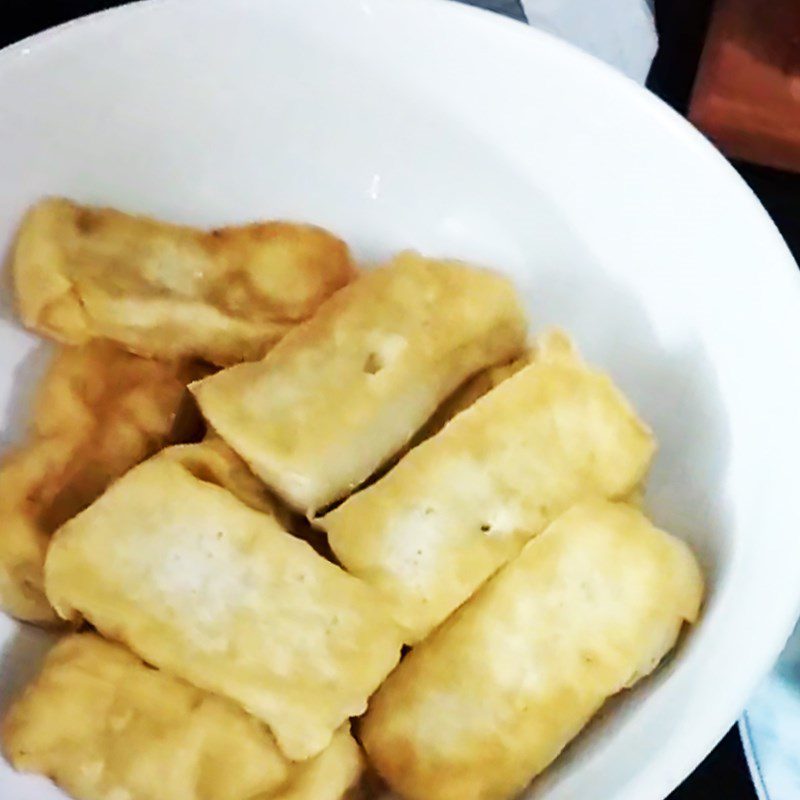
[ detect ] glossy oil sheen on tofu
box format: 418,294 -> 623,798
190,252 -> 528,513
322,330 -> 656,642
0,341 -> 201,625
361,500 -> 704,800
43,454 -> 404,761
13,197 -> 356,365
2,634 -> 363,800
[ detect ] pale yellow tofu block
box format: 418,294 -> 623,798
0,342 -> 201,625
44,454 -> 404,760
191,252 -> 527,513
361,500 -> 704,800
2,633 -> 363,800
322,331 -> 655,642
13,197 -> 356,365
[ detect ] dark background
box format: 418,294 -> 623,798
4,1 -> 795,798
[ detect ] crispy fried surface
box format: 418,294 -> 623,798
2,633 -> 363,800
13,198 -> 356,365
0,342 -> 200,624
192,252 -> 527,513
2,634 -> 289,800
44,454 -> 403,760
361,500 -> 704,800
322,331 -> 656,642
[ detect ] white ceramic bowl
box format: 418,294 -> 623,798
1,1 -> 800,798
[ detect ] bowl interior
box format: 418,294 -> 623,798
1,1 -> 800,799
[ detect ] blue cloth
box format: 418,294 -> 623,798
741,617 -> 800,799
453,0 -> 527,23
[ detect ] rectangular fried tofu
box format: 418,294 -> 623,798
43,451 -> 404,760
361,500 -> 704,800
0,342 -> 202,625
13,197 -> 356,365
191,252 -> 527,513
2,634 -> 363,800
322,330 -> 655,643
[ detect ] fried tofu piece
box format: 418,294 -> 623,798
13,197 -> 356,366
322,331 -> 655,642
0,438 -> 74,625
2,634 -> 363,800
2,633 -> 289,800
44,453 -> 404,760
161,438 -> 278,517
191,253 -> 528,513
275,726 -> 363,800
0,342 -> 201,625
361,353 -> 533,493
361,500 -> 704,800
412,351 -> 532,445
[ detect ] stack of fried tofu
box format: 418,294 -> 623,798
1,198 -> 703,800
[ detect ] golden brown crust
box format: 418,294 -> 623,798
3,633 -> 363,800
13,197 -> 356,365
361,500 -> 704,800
0,342 -> 201,624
